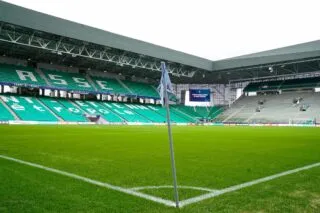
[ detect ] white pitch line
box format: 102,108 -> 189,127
130,185 -> 218,192
0,155 -> 176,207
179,161 -> 320,207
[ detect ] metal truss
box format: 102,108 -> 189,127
229,70 -> 320,84
224,57 -> 320,74
227,58 -> 320,84
0,25 -> 197,78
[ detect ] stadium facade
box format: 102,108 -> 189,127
0,1 -> 320,125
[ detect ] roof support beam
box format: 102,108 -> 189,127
0,25 -> 199,78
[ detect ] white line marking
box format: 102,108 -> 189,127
179,162 -> 320,207
2,154 -> 319,208
130,185 -> 218,192
0,155 -> 176,207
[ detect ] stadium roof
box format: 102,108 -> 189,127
0,1 -> 212,71
213,40 -> 320,71
1,1 -> 320,84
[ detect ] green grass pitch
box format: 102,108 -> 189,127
1,125 -> 320,212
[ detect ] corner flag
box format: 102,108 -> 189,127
158,61 -> 179,208
158,62 -> 173,106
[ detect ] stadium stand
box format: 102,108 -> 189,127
216,91 -> 320,124
0,62 -> 167,95
0,93 -> 205,123
0,63 -> 176,100
0,61 -> 215,124
2,54 -> 318,125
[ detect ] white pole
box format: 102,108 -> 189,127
164,79 -> 180,208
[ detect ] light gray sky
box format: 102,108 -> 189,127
4,0 -> 320,60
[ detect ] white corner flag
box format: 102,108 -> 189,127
158,61 -> 179,208
158,62 -> 173,106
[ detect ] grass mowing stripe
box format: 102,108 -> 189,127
179,161 -> 320,207
0,154 -> 176,208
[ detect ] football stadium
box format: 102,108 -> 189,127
0,1 -> 320,212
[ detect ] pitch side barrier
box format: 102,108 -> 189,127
4,121 -> 191,126
3,121 -> 319,127
7,121 -> 95,125
212,122 -> 320,127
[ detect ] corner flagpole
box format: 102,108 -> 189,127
160,62 -> 179,208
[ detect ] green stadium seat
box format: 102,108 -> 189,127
0,95 -> 58,121
58,99 -> 86,118
122,80 -> 159,98
101,102 -> 151,123
40,98 -> 87,122
173,105 -> 223,120
41,68 -> 95,92
208,106 -> 224,119
171,108 -> 196,122
0,100 -> 15,121
73,100 -> 124,123
194,106 -> 210,118
147,105 -> 189,123
0,63 -> 47,87
124,104 -> 166,123
173,105 -> 200,118
90,76 -> 130,95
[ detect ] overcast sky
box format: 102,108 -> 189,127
4,0 -> 320,60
